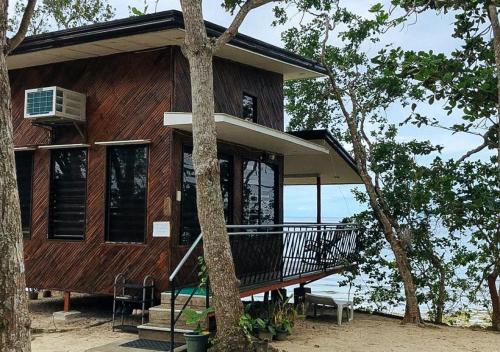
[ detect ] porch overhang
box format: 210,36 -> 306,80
285,130 -> 362,185
164,112 -> 329,156
164,113 -> 361,185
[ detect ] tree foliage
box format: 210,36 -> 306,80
276,0 -> 498,326
368,1 -> 499,161
276,0 -> 426,324
10,0 -> 115,35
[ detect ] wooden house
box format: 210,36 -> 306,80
9,10 -> 362,342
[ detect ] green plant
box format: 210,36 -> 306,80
239,303 -> 268,338
269,293 -> 301,334
197,256 -> 208,287
184,307 -> 214,334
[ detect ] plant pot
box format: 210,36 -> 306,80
258,330 -> 274,341
274,331 -> 288,341
184,332 -> 209,352
252,339 -> 269,352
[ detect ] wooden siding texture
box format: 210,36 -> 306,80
10,48 -> 175,295
172,47 -> 284,131
10,46 -> 285,296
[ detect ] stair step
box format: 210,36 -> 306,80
149,306 -> 207,329
161,292 -> 209,307
138,323 -> 192,343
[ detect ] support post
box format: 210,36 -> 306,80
316,176 -> 321,224
63,291 -> 71,312
316,176 -> 323,266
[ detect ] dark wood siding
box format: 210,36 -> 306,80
172,47 -> 284,131
10,48 -> 175,295
10,45 -> 285,296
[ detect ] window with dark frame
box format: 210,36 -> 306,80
181,146 -> 232,245
242,93 -> 257,122
48,148 -> 88,240
15,151 -> 34,239
105,144 -> 148,243
242,159 -> 278,225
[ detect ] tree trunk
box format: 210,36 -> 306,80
390,236 -> 422,324
0,8 -> 32,350
487,4 -> 500,192
486,3 -> 500,332
179,1 -> 248,349
343,113 -> 422,324
432,260 -> 446,324
488,271 -> 500,330
434,263 -> 446,325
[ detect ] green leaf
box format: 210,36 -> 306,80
369,3 -> 383,13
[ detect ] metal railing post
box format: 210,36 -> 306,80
170,280 -> 175,347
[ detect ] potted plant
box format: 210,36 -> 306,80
257,324 -> 275,341
273,317 -> 292,341
270,293 -> 300,341
184,307 -> 213,352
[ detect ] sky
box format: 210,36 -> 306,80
13,0 -> 494,221
103,1 -> 493,221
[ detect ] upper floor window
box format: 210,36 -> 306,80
49,148 -> 88,240
181,146 -> 232,245
242,159 -> 278,225
15,151 -> 34,239
242,93 -> 257,122
105,145 -> 148,243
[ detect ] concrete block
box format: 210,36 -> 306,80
53,310 -> 82,322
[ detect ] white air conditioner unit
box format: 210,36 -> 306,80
24,86 -> 86,123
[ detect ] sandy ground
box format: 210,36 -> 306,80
29,294 -> 500,352
271,314 -> 500,352
30,293 -> 136,352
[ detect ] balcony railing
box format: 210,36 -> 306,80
168,223 -> 359,346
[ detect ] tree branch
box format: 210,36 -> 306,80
6,0 -> 37,55
212,0 -> 277,52
456,127 -> 497,163
456,140 -> 489,163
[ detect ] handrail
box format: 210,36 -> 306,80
227,223 -> 356,228
168,223 -> 359,348
228,229 -> 356,236
169,233 -> 203,282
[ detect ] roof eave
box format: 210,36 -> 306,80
11,10 -> 327,77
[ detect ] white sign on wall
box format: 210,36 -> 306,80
153,221 -> 170,238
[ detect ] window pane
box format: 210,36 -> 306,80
242,160 -> 278,225
242,94 -> 257,122
106,145 -> 148,243
49,149 -> 87,240
181,149 -> 197,245
15,151 -> 33,238
181,146 -> 232,245
242,160 -> 260,225
260,163 -> 276,225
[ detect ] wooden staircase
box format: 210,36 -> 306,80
137,292 -> 208,343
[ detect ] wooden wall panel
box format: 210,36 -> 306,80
10,45 -> 285,296
172,47 -> 284,131
10,48 -> 175,295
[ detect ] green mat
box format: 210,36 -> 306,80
165,287 -> 208,296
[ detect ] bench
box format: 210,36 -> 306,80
305,293 -> 354,325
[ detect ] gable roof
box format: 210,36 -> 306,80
8,10 -> 326,80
